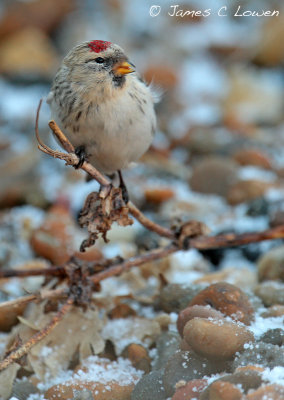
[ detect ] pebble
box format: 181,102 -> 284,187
131,369 -> 167,400
0,0 -> 75,39
246,384 -> 284,400
172,379 -> 208,400
30,203 -> 76,265
201,380 -> 242,400
152,331 -> 181,371
121,344 -> 151,373
233,149 -> 272,169
201,370 -> 262,399
261,305 -> 284,318
259,328 -> 284,346
144,187 -> 175,205
183,318 -> 254,360
246,197 -> 269,217
108,304 -> 137,319
193,268 -> 257,291
227,180 -> 270,205
254,281 -> 284,306
189,157 -> 238,197
159,284 -> 202,313
233,342 -> 284,369
143,65 -> 178,89
257,245 -> 284,282
163,350 -> 230,397
176,305 -> 224,337
0,27 -> 59,79
45,381 -> 135,400
189,282 -> 254,325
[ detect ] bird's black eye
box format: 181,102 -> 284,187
95,57 -> 104,63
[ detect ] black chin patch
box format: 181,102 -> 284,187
112,75 -> 126,88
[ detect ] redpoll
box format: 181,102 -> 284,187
47,40 -> 157,201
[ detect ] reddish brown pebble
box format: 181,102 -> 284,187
227,180 -> 270,205
189,282 -> 254,325
30,204 -> 75,265
108,304 -> 137,319
121,343 -> 151,373
172,379 -> 208,400
246,384 -> 284,400
183,318 -> 254,361
143,65 -> 178,89
144,187 -> 175,204
261,305 -> 284,318
208,380 -> 243,400
45,380 -> 135,400
235,365 -> 264,373
233,149 -> 272,169
177,305 -> 224,337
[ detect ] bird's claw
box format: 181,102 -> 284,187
74,145 -> 87,169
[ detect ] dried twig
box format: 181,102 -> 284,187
0,288 -> 68,313
0,266 -> 65,279
91,244 -> 177,283
0,297 -> 73,372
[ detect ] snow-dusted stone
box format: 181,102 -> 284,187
189,282 -> 254,325
254,281 -> 284,306
176,305 -> 224,337
233,342 -> 284,370
163,350 -> 230,397
131,370 -> 167,400
45,356 -> 142,400
183,318 -> 254,360
172,379 -> 208,400
257,245 -> 284,282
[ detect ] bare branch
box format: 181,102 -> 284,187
91,244 -> 177,283
0,288 -> 68,314
0,266 -> 65,279
189,224 -> 284,250
0,297 -> 73,372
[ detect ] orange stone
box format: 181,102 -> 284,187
143,65 -> 178,89
121,343 -> 151,373
189,282 -> 254,325
246,384 -> 284,400
144,187 -> 175,204
208,380 -> 243,400
233,149 -> 272,169
172,379 -> 208,399
30,204 -> 75,265
45,381 -> 135,400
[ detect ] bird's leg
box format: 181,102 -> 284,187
74,145 -> 87,169
118,170 -> 129,204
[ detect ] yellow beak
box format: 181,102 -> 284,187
113,61 -> 135,76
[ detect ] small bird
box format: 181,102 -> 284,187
47,40 -> 157,202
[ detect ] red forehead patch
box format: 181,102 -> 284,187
88,40 -> 111,53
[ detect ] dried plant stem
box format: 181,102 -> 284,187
91,244 -> 177,283
90,224 -> 284,282
128,202 -> 174,239
0,297 -> 73,372
0,266 -> 65,279
189,224 -> 284,249
0,288 -> 68,313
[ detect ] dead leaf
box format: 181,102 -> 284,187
79,188 -> 133,251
